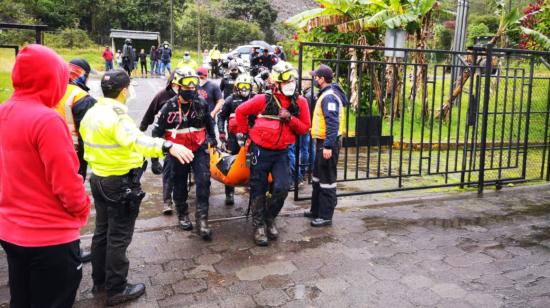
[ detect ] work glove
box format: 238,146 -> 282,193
151,158 -> 163,175
278,108 -> 291,123
287,102 -> 300,117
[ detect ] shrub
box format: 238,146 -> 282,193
467,23 -> 491,46
45,28 -> 94,48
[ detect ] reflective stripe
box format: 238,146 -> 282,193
64,87 -> 83,144
170,127 -> 205,134
136,135 -> 162,148
319,182 -> 337,189
83,141 -> 121,149
312,176 -> 320,182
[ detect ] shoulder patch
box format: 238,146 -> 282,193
112,106 -> 125,115
327,102 -> 337,111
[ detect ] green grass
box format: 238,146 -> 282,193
341,68 -> 550,146
0,46 -> 205,104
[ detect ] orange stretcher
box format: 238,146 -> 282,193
209,141 -> 272,187
209,143 -> 251,187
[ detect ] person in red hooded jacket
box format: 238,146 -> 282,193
234,61 -> 310,246
0,44 -> 91,307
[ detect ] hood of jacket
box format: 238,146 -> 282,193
11,44 -> 69,108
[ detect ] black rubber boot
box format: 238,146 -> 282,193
265,218 -> 279,240
176,203 -> 193,231
251,196 -> 268,246
225,186 -> 235,206
254,226 -> 268,246
197,217 -> 212,240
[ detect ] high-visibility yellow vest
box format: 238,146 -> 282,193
311,89 -> 345,140
79,97 -> 165,177
55,84 -> 88,144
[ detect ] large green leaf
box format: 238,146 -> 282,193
521,26 -> 550,50
384,12 -> 418,29
285,8 -> 326,28
417,0 -> 436,16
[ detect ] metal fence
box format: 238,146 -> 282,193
293,42 -> 550,200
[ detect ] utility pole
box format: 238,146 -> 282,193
170,0 -> 174,47
196,0 -> 201,61
451,0 -> 469,83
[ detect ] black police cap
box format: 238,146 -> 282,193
101,69 -> 130,93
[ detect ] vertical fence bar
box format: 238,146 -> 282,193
478,45 -> 494,193
521,56 -> 536,179
294,42 -> 304,201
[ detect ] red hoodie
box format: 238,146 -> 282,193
0,44 -> 90,247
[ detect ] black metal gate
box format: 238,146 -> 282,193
293,42 -> 550,200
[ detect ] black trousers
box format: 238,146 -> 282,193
173,144 -> 211,220
249,144 -> 290,226
140,61 -> 147,75
90,172 -> 141,296
311,139 -> 339,220
76,140 -> 87,181
1,239 -> 82,308
162,155 -> 175,205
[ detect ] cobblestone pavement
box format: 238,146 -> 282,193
1,78 -> 550,307
2,184 -> 549,307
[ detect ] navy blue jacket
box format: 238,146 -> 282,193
319,83 -> 348,148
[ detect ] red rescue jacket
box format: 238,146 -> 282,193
235,91 -> 311,150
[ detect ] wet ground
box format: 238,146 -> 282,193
1,78 -> 550,307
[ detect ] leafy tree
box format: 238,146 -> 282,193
467,23 -> 491,45
225,0 -> 278,42
177,3 -> 264,49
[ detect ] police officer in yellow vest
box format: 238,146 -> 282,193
79,69 -> 194,306
55,59 -> 97,180
307,64 -> 347,227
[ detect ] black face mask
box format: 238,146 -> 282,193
313,79 -> 320,89
230,72 -> 238,78
179,89 -> 195,101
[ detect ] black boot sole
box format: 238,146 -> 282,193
200,231 -> 212,241
106,289 -> 145,306
179,224 -> 193,231
162,209 -> 173,216
255,239 -> 269,246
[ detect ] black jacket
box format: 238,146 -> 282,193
219,74 -> 238,99
217,92 -> 256,134
151,95 -> 216,146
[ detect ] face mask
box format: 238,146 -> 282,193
164,45 -> 168,48
281,81 -> 296,97
179,89 -> 195,101
184,55 -> 190,61
239,89 -> 250,97
230,72 -> 238,78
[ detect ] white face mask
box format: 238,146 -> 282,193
281,81 -> 296,97
164,45 -> 168,48
184,55 -> 190,61
239,89 -> 250,97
